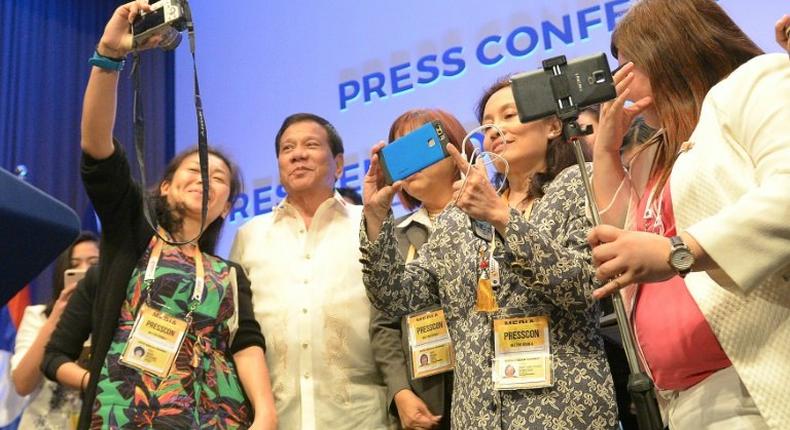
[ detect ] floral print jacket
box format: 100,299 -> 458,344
361,166 -> 618,429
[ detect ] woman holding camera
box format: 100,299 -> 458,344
361,80 -> 617,429
11,232 -> 98,429
588,0 -> 790,428
42,2 -> 277,429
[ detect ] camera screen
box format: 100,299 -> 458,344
133,9 -> 167,37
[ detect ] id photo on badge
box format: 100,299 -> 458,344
133,345 -> 146,358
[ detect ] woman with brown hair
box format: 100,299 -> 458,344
369,108 -> 470,430
361,78 -> 617,428
587,0 -> 789,428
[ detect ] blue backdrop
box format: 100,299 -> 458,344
174,0 -> 788,257
0,0 -> 174,304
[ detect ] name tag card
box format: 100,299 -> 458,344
120,303 -> 189,378
407,308 -> 455,379
492,315 -> 553,390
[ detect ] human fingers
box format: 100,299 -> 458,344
592,272 -> 632,300
60,282 -> 79,298
587,224 -> 623,248
612,62 -> 634,86
127,0 -> 153,24
595,256 -> 628,282
447,143 -> 471,174
775,15 -> 790,49
623,96 -> 653,121
369,141 -> 386,157
591,242 -> 619,267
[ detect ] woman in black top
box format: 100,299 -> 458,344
42,2 -> 276,429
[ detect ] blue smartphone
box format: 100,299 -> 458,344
379,121 -> 450,184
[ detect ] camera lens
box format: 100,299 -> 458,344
159,27 -> 182,51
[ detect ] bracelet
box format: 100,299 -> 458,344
88,50 -> 125,71
80,370 -> 90,393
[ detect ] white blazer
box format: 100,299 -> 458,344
671,53 -> 790,429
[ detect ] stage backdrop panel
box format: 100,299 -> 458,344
174,0 -> 786,257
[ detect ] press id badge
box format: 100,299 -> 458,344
492,315 -> 553,390
119,303 -> 188,378
407,308 -> 454,379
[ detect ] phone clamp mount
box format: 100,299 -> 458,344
541,54 -> 664,430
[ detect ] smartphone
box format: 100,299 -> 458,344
64,268 -> 87,289
510,53 -> 616,123
379,121 -> 451,184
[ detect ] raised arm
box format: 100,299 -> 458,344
82,1 -> 155,159
42,267 -> 98,389
592,62 -> 653,227
11,283 -> 79,395
360,212 -> 440,319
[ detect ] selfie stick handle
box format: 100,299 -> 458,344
544,55 -> 663,430
570,136 -> 663,430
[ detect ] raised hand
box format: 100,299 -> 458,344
595,62 -> 654,155
776,14 -> 790,54
98,0 -> 161,58
447,144 -> 510,235
362,141 -> 402,239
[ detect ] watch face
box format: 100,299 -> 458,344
670,249 -> 694,271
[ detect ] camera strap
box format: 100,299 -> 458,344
131,7 -> 208,247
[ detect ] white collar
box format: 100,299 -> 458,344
396,207 -> 434,230
273,192 -> 348,222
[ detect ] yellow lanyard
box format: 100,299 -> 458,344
143,229 -> 206,310
406,244 -> 417,263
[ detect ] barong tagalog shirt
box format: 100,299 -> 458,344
230,194 -> 390,430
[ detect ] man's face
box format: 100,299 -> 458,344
277,121 -> 343,198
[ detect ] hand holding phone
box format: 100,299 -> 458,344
64,268 -> 87,289
378,121 -> 451,185
52,268 -> 86,318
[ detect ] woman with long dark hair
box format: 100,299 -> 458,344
12,232 -> 98,429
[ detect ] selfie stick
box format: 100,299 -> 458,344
541,55 -> 663,430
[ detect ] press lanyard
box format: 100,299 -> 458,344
406,244 -> 417,263
143,230 -> 206,316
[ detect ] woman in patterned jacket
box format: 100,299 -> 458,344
360,78 -> 618,429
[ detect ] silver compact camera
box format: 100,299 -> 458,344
132,0 -> 189,51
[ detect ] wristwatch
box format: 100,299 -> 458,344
668,236 -> 695,278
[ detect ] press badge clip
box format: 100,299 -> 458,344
406,308 -> 455,379
119,303 -> 189,378
492,315 -> 554,390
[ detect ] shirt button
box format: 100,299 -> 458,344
302,308 -> 308,314
305,254 -> 311,260
304,372 -> 310,379
302,343 -> 309,349
299,229 -> 305,234
303,279 -> 308,285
